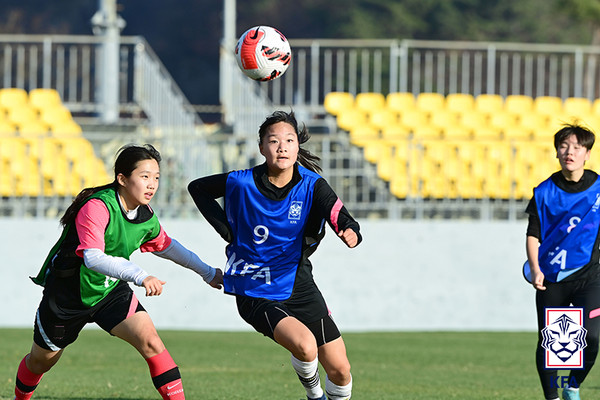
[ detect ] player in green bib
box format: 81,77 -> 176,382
13,144 -> 223,400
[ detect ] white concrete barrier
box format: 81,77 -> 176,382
0,218 -> 536,331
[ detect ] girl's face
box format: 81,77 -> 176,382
557,134 -> 590,176
259,121 -> 299,173
117,158 -> 160,210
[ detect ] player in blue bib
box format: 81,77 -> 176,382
525,123 -> 600,400
189,111 -> 361,400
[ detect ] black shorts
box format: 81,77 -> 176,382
236,295 -> 341,347
34,281 -> 145,351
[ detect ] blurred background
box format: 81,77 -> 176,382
2,0 -> 600,331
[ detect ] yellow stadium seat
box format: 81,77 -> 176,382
0,159 -> 13,196
446,93 -> 475,114
503,126 -> 532,141
460,111 -> 487,131
563,97 -> 592,119
483,141 -> 513,198
29,88 -> 63,111
512,141 -> 557,199
381,125 -> 410,141
50,120 -> 83,137
13,156 -> 41,197
415,92 -> 445,115
490,111 -> 518,132
505,95 -> 534,116
412,125 -> 442,141
362,140 -> 392,164
40,104 -> 73,126
0,88 -> 28,110
355,92 -> 385,115
390,163 -> 420,198
369,109 -> 398,130
324,92 -> 354,116
534,96 -> 563,117
59,137 -> 95,162
0,120 -> 16,136
390,174 -> 410,198
429,110 -> 464,140
8,105 -> 38,127
519,113 -> 549,132
475,94 -> 504,114
386,92 -> 415,114
336,109 -> 368,132
348,124 -> 379,147
460,111 -> 498,140
592,98 -> 600,116
18,121 -> 49,138
399,110 -> 428,130
453,141 -> 486,198
430,109 -> 459,130
377,141 -> 410,182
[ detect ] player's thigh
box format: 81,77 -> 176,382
110,311 -> 165,358
574,277 -> 600,339
318,336 -> 351,383
273,316 -> 318,360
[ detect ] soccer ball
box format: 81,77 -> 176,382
234,26 -> 291,81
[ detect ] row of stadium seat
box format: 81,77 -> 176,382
0,136 -> 111,197
366,138 -> 569,200
324,92 -> 599,199
0,88 -> 109,197
0,88 -> 82,137
325,92 -> 599,141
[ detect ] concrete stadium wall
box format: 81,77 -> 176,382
0,218 -> 536,332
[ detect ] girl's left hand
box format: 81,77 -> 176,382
142,276 -> 166,296
338,229 -> 358,248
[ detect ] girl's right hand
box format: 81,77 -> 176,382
209,268 -> 224,290
531,269 -> 546,291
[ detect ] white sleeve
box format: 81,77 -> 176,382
153,238 -> 217,284
83,248 -> 149,286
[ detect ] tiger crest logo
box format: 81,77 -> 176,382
541,308 -> 587,369
288,201 -> 303,221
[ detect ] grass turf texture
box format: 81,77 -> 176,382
2,329 -> 600,399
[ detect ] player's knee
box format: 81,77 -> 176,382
138,332 -> 166,357
327,360 -> 351,384
293,338 -> 318,361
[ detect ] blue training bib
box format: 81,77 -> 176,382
223,166 -> 321,300
523,176 -> 600,283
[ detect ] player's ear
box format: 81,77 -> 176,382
116,173 -> 127,187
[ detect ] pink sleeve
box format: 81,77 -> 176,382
75,199 -> 109,257
330,198 -> 344,233
140,226 -> 172,253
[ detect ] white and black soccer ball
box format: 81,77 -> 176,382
234,26 -> 291,81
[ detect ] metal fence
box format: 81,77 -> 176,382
4,36 -> 595,219
243,38 -> 600,116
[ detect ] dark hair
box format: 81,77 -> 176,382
554,122 -> 595,151
60,144 -> 161,226
258,110 -> 321,173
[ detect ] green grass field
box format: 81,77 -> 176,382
2,329 -> 599,399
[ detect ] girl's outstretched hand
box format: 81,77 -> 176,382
142,276 -> 166,296
209,268 -> 224,289
338,229 -> 358,248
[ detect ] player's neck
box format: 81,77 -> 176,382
267,168 -> 293,188
561,168 -> 584,182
